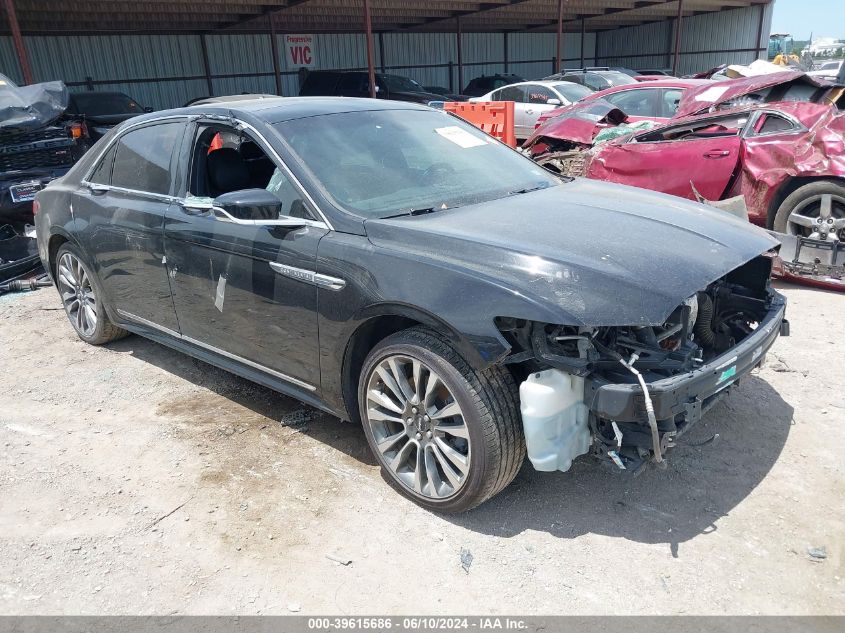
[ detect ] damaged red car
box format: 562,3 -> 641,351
525,71 -> 845,288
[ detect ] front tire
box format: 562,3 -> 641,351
358,326 -> 525,513
55,243 -> 129,345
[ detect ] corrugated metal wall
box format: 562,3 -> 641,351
597,3 -> 773,75
0,5 -> 768,110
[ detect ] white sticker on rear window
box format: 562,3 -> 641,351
694,85 -> 730,103
435,126 -> 488,148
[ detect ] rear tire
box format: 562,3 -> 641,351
773,180 -> 845,242
55,243 -> 129,345
358,326 -> 525,513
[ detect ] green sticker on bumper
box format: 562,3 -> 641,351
718,365 -> 737,383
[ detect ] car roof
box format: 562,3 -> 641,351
586,78 -> 710,96
134,96 -> 433,125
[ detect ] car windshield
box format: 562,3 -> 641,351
71,93 -> 145,116
382,75 -> 424,92
275,109 -> 558,218
552,82 -> 594,102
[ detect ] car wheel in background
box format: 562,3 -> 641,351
773,181 -> 845,243
358,326 -> 525,513
55,243 -> 129,345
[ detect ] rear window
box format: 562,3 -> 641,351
111,123 -> 182,195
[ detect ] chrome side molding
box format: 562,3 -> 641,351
269,262 -> 346,291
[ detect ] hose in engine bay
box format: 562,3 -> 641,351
618,352 -> 663,463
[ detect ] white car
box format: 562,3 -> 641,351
470,80 -> 594,139
808,59 -> 842,81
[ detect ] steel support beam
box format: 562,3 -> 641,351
672,0 -> 685,75
579,17 -> 585,67
3,0 -> 33,84
503,31 -> 508,72
363,0 -> 377,98
199,33 -> 214,95
555,0 -> 564,72
268,13 -> 282,95
456,15 -> 463,92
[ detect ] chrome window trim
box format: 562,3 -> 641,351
80,113 -> 335,231
116,309 -> 316,392
744,109 -> 806,139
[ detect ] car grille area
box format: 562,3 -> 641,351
0,126 -> 75,173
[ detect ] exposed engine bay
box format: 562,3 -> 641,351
499,255 -> 787,473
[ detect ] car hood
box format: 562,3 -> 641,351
524,99 -> 627,148
675,70 -> 832,118
364,179 -> 779,326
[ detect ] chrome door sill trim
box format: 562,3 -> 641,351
116,309 -> 316,392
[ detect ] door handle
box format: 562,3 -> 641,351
703,150 -> 731,159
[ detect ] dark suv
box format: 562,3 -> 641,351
462,73 -> 524,98
299,71 -> 442,104
0,75 -> 92,219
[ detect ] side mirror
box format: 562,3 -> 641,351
547,98 -> 561,106
143,106 -> 154,113
213,189 -> 282,221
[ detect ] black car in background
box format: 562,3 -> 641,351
0,74 -> 92,220
67,91 -> 151,141
35,98 -> 787,512
462,73 -> 524,97
299,70 -> 443,104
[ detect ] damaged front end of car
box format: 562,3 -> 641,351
497,253 -> 788,474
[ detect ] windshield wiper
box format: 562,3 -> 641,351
508,184 -> 549,196
381,206 -> 444,219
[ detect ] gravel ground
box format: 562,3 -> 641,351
0,281 -> 842,615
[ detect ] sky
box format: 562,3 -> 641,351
770,0 -> 843,40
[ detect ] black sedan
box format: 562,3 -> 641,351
35,98 -> 788,512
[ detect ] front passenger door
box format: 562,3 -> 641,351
164,121 -> 329,391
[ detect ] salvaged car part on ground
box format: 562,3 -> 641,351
0,74 -> 92,220
36,98 -> 788,512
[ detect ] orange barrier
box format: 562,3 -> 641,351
443,101 -> 517,148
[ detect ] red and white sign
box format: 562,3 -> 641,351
285,34 -> 315,68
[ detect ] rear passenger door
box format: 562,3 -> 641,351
74,118 -> 186,332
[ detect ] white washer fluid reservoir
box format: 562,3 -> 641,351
519,368 -> 591,472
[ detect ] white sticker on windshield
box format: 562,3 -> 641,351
694,85 -> 730,103
435,126 -> 488,148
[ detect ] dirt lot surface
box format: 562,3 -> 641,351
0,282 -> 842,615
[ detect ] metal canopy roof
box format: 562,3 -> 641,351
2,0 -> 768,35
